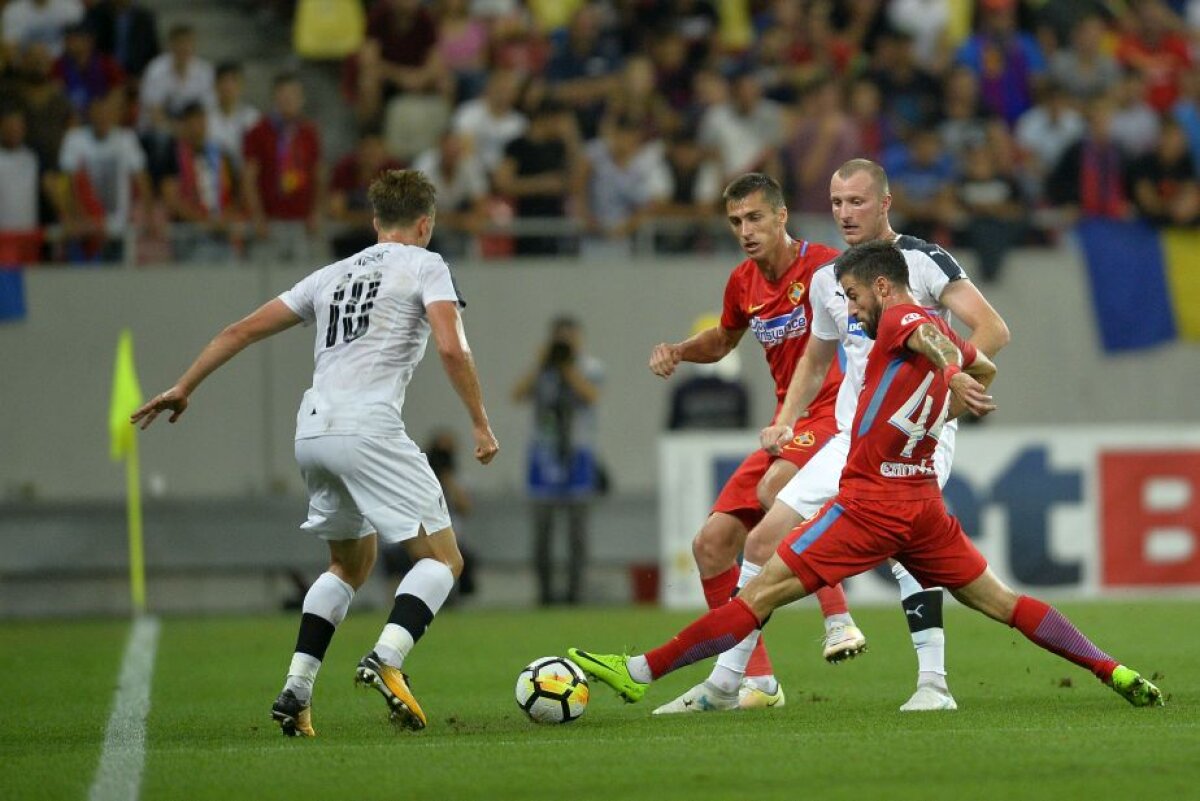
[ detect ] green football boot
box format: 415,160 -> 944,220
1110,665 -> 1164,707
567,648 -> 646,703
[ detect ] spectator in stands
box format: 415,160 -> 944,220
512,315 -> 604,606
450,68 -> 528,177
138,24 -> 214,137
494,99 -> 580,256
846,77 -> 893,163
602,54 -> 675,139
698,69 -> 784,181
648,31 -> 694,114
12,43 -> 71,175
887,127 -> 959,242
645,0 -> 719,70
937,66 -> 989,168
159,102 -> 245,262
576,113 -> 669,255
648,131 -> 721,254
82,0 -> 159,81
242,73 -> 321,262
952,141 -> 1027,282
1110,71 -> 1162,158
434,0 -> 489,101
888,0 -> 952,73
1014,81 -> 1085,200
348,0 -> 449,125
955,0 -> 1046,126
1116,0 -> 1192,114
52,23 -> 125,117
411,130 -> 489,258
544,3 -> 622,140
54,88 -> 151,261
207,62 -> 260,168
1045,98 -> 1131,222
783,77 -> 859,245
326,130 -> 403,260
868,29 -> 941,142
1036,0 -> 1114,55
1127,118 -> 1200,226
1172,66 -> 1200,172
1048,13 -> 1120,103
0,104 -> 45,262
785,0 -> 862,82
2,0 -> 83,60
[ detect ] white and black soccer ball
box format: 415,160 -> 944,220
515,656 -> 589,724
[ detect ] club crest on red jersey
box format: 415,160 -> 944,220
788,281 -> 806,305
784,430 -> 816,450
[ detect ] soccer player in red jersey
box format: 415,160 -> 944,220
647,172 -> 846,709
573,240 -> 1164,710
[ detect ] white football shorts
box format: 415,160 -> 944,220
774,423 -> 958,519
294,433 -> 451,543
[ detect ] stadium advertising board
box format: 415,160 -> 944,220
659,427 -> 1200,609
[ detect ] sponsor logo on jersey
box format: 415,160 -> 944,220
880,459 -> 937,478
784,431 -> 816,450
847,315 -> 867,338
749,306 -> 809,348
788,281 -> 806,305
900,312 -> 924,326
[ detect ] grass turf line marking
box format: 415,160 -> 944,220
88,616 -> 160,801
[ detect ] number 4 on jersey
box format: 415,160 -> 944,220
325,271 -> 381,347
888,372 -> 950,458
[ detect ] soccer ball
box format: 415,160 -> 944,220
515,656 -> 589,724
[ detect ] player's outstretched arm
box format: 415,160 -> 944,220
939,279 -> 1011,358
132,299 -> 302,430
906,323 -> 997,419
649,325 -> 743,378
760,336 -> 837,454
428,300 -> 499,465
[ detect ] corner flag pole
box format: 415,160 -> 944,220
109,329 -> 146,615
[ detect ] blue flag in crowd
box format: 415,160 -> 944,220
1075,219 -> 1181,353
0,269 -> 26,323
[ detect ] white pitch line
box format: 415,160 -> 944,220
88,616 -> 161,801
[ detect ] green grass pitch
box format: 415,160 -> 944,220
3,600 -> 1196,801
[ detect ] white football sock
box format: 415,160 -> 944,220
710,560 -> 764,692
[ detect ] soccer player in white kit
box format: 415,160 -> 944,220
132,170 -> 499,736
653,159 -> 1009,714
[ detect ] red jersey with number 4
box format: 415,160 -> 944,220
720,239 -> 843,414
840,304 -> 978,501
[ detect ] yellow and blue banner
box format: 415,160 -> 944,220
1076,219 -> 1200,352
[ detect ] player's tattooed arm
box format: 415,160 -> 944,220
906,323 -> 998,418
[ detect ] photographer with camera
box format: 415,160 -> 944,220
512,315 -> 604,606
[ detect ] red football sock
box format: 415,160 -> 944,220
645,598 -> 761,678
1009,595 -> 1119,681
744,634 -> 774,678
700,565 -> 739,610
816,583 -> 848,617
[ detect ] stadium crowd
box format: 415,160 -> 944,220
1,0 -> 1200,273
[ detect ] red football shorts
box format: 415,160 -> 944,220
711,415 -> 838,529
777,496 -> 988,592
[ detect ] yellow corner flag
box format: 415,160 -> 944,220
108,329 -> 146,614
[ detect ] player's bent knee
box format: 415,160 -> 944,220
691,517 -> 744,572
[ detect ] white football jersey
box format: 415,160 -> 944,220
279,242 -> 463,439
811,234 -> 966,431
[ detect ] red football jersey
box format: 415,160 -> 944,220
720,239 -> 843,413
840,304 -> 978,501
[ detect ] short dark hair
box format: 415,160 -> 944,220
834,158 -> 890,196
722,172 -> 785,210
167,23 -> 194,41
215,61 -> 243,80
368,169 -> 437,228
834,240 -> 909,288
273,71 -> 302,91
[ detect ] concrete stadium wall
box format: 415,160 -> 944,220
2,244 -> 1198,503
